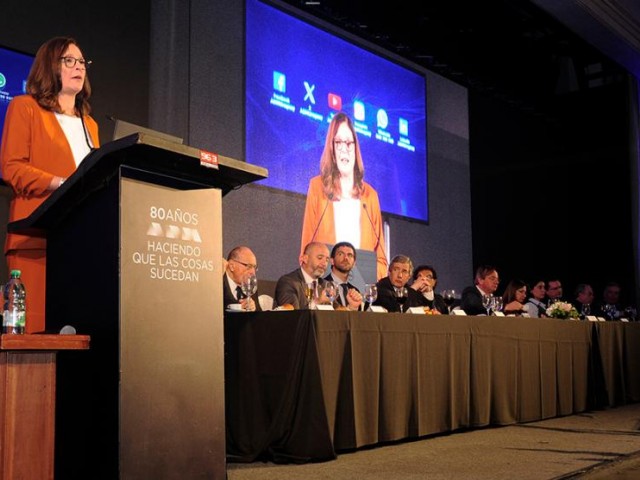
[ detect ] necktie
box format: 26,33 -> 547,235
341,283 -> 349,305
236,286 -> 244,301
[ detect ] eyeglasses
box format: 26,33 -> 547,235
334,140 -> 355,151
60,56 -> 92,69
231,259 -> 258,271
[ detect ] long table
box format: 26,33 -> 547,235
224,311 -> 640,463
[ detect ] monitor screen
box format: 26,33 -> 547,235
0,45 -> 33,152
245,0 -> 428,222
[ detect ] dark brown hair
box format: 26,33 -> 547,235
319,112 -> 365,200
26,36 -> 92,115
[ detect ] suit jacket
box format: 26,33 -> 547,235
300,175 -> 387,280
275,268 -> 326,310
324,273 -> 360,308
1,95 -> 100,252
460,286 -> 488,315
423,292 -> 448,314
223,272 -> 261,311
373,276 -> 426,313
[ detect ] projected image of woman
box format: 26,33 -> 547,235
300,112 -> 387,280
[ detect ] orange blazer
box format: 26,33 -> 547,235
301,175 -> 388,280
0,95 -> 100,252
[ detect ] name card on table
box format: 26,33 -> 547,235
407,307 -> 426,314
586,316 -> 599,322
316,304 -> 334,311
452,309 -> 467,316
494,312 -> 505,317
368,306 -> 387,313
621,318 -> 629,322
597,317 -> 607,322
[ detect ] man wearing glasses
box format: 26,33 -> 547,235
546,278 -> 564,305
223,245 -> 260,311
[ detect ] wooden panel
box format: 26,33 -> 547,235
0,351 -> 56,480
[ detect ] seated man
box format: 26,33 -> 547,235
374,254 -> 426,313
223,245 -> 260,311
275,241 -> 330,309
410,264 -> 447,313
325,241 -> 363,310
460,265 -> 500,315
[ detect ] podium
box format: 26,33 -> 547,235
8,133 -> 267,479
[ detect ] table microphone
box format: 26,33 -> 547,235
309,193 -> 333,243
363,202 -> 389,267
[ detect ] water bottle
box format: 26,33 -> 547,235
3,270 -> 26,334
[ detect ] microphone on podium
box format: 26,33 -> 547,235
309,193 -> 333,243
362,202 -> 389,268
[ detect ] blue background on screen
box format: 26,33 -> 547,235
246,0 -> 428,222
0,46 -> 33,159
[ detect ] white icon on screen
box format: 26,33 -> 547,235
273,71 -> 286,93
399,118 -> 408,136
354,101 -> 365,121
303,81 -> 316,104
377,109 -> 389,129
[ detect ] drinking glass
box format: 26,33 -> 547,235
241,274 -> 258,311
364,284 -> 378,310
581,303 -> 591,319
491,296 -> 503,315
304,284 -> 314,309
324,281 -> 338,306
442,289 -> 456,314
395,287 -> 408,313
482,295 -> 493,316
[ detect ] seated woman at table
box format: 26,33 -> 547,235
410,264 -> 447,313
523,279 -> 548,318
502,279 -> 528,316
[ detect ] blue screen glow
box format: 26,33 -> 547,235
0,46 -> 33,157
246,0 -> 428,222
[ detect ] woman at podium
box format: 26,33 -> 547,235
300,112 -> 387,280
0,36 -> 100,333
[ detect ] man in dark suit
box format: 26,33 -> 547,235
324,241 -> 363,310
223,245 -> 261,311
460,265 -> 500,315
274,241 -> 330,309
374,254 -> 426,313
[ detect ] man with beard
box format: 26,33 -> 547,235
325,241 -> 364,310
275,241 -> 331,309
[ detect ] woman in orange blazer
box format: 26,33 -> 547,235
0,36 -> 99,333
300,112 -> 387,280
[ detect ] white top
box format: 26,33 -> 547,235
55,113 -> 92,167
524,298 -> 546,318
333,198 -> 361,248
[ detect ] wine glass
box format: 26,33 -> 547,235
491,296 -> 503,315
364,284 -> 378,310
305,281 -> 321,309
240,274 -> 258,311
241,274 -> 258,311
482,295 -> 493,316
395,287 -> 408,313
324,281 -> 338,306
442,289 -> 456,314
581,303 -> 591,319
